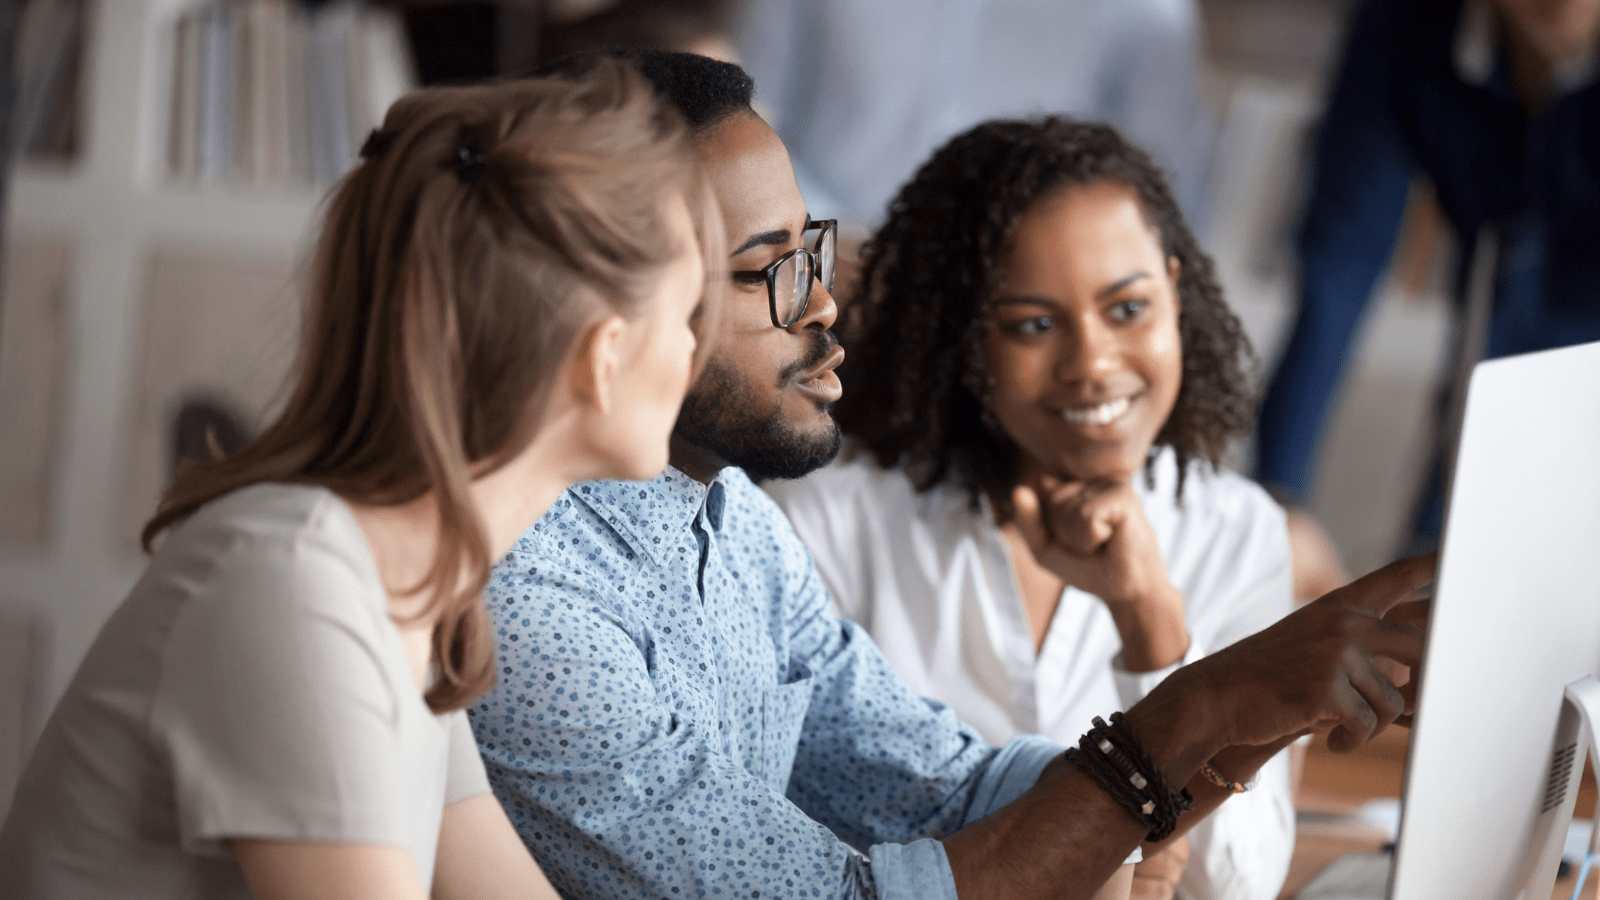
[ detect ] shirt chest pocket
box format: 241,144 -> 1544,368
756,661 -> 814,792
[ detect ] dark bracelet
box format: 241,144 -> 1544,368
1102,713 -> 1194,826
1064,714 -> 1193,842
1064,745 -> 1163,837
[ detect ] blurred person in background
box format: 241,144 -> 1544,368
768,117 -> 1295,900
1256,0 -> 1600,571
401,1 -> 741,89
537,0 -> 742,65
0,64 -> 721,900
733,0 -> 1216,298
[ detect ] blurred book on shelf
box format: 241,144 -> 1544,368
167,0 -> 416,190
11,0 -> 86,163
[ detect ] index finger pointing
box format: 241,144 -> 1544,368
1325,553 -> 1437,616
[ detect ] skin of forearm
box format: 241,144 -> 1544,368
943,757 -> 1148,899
944,691 -> 1226,900
1105,582 -> 1190,673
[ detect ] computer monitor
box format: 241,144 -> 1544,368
1389,340 -> 1600,900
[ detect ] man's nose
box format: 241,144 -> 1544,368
789,277 -> 838,333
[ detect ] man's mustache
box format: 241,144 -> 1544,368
778,329 -> 840,387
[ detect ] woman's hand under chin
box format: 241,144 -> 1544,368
1011,476 -> 1190,671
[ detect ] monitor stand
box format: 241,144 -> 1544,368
1299,675 -> 1600,900
1509,676 -> 1600,900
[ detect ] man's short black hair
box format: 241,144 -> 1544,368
533,48 -> 755,133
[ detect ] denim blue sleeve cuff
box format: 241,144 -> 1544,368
957,734 -> 1144,867
962,734 -> 1064,823
869,838 -> 958,900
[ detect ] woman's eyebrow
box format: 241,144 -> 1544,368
992,294 -> 1063,309
1095,272 -> 1151,299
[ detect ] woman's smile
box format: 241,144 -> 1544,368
1055,395 -> 1135,426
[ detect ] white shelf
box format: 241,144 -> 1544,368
1,0 -> 325,713
11,166 -> 321,251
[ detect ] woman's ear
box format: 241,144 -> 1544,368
1167,255 -> 1182,293
574,314 -> 628,415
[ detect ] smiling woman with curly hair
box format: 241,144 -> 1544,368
836,116 -> 1254,508
767,117 -> 1298,900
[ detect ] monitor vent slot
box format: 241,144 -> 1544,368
1542,742 -> 1578,813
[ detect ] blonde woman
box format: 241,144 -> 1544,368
0,61 -> 722,900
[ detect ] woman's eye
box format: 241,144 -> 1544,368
731,272 -> 766,287
1109,298 -> 1148,322
1004,316 -> 1054,336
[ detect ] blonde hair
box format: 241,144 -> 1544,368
144,62 -> 724,711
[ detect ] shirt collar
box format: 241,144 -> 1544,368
1454,0 -> 1599,93
566,466 -> 727,568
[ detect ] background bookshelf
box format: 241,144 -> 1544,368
0,0 -> 415,817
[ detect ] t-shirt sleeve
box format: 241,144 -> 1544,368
444,710 -> 490,805
151,522 -> 417,856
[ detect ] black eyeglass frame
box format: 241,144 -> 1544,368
729,219 -> 838,329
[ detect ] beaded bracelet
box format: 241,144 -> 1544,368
1064,714 -> 1193,842
1102,713 -> 1194,826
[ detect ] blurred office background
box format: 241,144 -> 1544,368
0,0 -> 1458,818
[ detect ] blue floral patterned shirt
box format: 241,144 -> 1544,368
471,466 -> 1062,900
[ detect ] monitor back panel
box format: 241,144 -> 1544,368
1392,341 -> 1600,900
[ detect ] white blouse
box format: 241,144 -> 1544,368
767,443 -> 1296,900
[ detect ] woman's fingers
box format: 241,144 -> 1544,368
1039,478 -> 1128,553
1011,484 -> 1054,555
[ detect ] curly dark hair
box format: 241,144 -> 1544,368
834,116 -> 1255,511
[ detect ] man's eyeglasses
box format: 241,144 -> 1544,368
730,219 -> 837,328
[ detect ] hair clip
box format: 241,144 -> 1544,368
453,145 -> 489,183
359,128 -> 398,160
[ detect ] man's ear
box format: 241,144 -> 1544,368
574,314 -> 628,415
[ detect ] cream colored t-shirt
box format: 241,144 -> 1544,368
0,483 -> 491,899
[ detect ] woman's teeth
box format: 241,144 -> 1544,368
1059,397 -> 1131,425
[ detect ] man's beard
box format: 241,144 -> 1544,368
674,331 -> 844,482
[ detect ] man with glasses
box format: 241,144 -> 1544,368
471,49 -> 1431,900
673,208 -> 842,483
